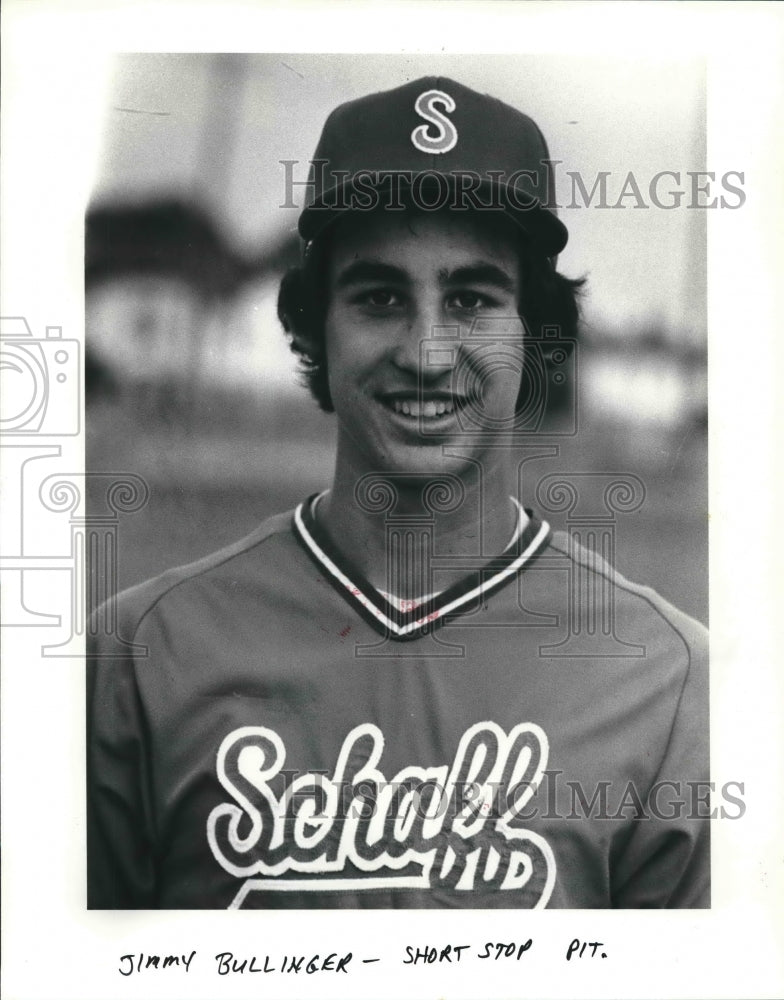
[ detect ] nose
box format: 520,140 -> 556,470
389,303 -> 456,382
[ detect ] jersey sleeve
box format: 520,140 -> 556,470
86,611 -> 158,908
610,619 -> 710,908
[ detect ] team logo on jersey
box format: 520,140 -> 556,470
207,720 -> 555,909
411,89 -> 458,154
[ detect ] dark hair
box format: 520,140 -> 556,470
277,216 -> 586,413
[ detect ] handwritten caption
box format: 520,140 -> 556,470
119,938 -> 606,977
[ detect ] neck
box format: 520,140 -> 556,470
318,451 -> 521,597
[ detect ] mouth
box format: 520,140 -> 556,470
379,393 -> 468,422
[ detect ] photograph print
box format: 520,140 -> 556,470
85,53 -> 712,910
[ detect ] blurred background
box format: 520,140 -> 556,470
86,53 -> 708,624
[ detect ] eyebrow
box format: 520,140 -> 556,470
334,260 -> 408,290
439,263 -> 516,293
334,259 -> 516,292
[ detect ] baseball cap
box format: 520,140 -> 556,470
298,76 -> 568,257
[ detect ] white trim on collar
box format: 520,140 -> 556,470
294,496 -> 549,638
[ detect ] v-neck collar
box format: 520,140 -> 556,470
292,494 -> 551,640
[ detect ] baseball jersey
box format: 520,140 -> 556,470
87,497 -> 709,909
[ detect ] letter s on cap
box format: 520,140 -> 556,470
411,89 -> 457,154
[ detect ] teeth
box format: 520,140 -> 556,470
391,399 -> 455,418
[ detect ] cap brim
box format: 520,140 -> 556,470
298,175 -> 568,258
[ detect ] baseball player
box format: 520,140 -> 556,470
87,76 -> 709,909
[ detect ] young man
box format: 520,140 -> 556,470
87,77 -> 709,909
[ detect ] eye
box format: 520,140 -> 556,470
447,290 -> 491,311
355,288 -> 402,308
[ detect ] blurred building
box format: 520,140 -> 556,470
581,324 -> 707,468
85,197 -> 299,419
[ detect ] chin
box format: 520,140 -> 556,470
374,445 -> 482,480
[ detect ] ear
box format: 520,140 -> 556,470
277,268 -> 321,360
277,268 -> 303,334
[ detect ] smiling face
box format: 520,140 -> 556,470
323,208 -> 527,484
